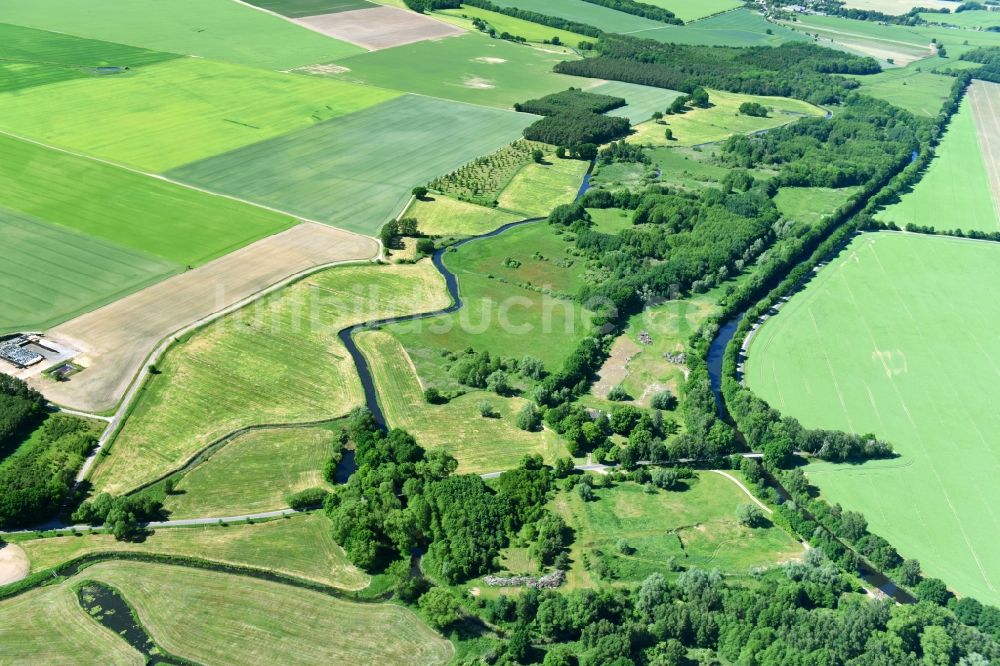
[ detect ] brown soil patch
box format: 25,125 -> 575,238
295,5 -> 464,50
0,543 -> 28,585
34,223 -> 377,413
592,335 -> 642,398
969,80 -> 1000,225
296,63 -> 351,75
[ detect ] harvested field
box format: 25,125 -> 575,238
0,58 -> 400,172
89,262 -> 447,495
163,428 -> 337,519
0,0 -> 365,70
17,514 -> 368,590
969,80 -> 1000,222
84,561 -> 453,665
0,581 -> 143,665
357,331 -> 569,473
35,223 -> 378,414
169,94 -> 532,235
297,5 -> 464,50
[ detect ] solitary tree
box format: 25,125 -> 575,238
418,588 -> 460,629
736,503 -> 765,528
411,186 -> 429,200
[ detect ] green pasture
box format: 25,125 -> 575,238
0,57 -> 399,172
436,6 -> 590,45
878,96 -> 997,233
490,0 -> 665,34
357,331 -> 569,473
0,0 -> 364,70
587,207 -> 634,234
170,94 -> 531,234
246,0 -> 376,17
774,186 -> 860,227
0,578 -> 143,665
498,155 -> 591,216
404,195 -> 522,237
15,514 -> 368,590
591,81 -> 685,125
163,428 -> 337,519
79,561 -> 453,665
90,262 -> 447,495
745,232 -> 1000,604
919,9 -> 1000,30
0,209 -> 178,333
548,475 -> 802,588
327,33 -> 588,109
0,133 -> 294,266
848,65 -> 958,117
641,0 -> 743,22
0,22 -> 178,93
630,89 -> 824,147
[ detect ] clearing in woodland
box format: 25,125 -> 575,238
89,262 -> 447,495
0,0 -> 364,70
357,330 -> 569,473
745,232 -> 1000,605
162,427 -> 338,519
878,90 -> 998,232
37,223 -> 377,414
169,94 -> 532,235
0,57 -> 400,172
14,514 -> 368,590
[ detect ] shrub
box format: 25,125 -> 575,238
286,487 -> 330,511
650,390 -> 677,410
516,404 -> 542,432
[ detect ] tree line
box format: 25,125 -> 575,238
517,89 -> 631,147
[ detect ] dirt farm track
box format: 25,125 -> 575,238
33,222 -> 378,414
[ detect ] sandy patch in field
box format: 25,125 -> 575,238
463,75 -> 495,89
592,335 -> 642,399
969,80 -> 1000,224
0,543 -> 28,585
295,5 -> 464,50
296,63 -> 351,75
473,56 -> 506,64
34,223 -> 377,413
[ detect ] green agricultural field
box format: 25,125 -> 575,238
436,6 -> 590,45
630,89 -> 825,147
404,195 -> 523,237
0,580 -> 143,665
170,94 -> 531,235
591,81 -> 685,125
878,96 -> 997,232
0,22 -> 179,93
745,232 -> 1000,604
0,209 -> 178,333
0,134 -> 294,266
920,9 -> 1000,30
848,65 -> 957,117
498,156 -> 591,216
357,331 -> 569,473
389,223 -> 594,380
90,262 -> 447,495
327,33 -> 589,109
590,295 -> 719,407
15,514 -> 368,590
774,186 -> 860,227
0,57 -> 400,172
53,561 -> 453,665
649,9 -> 804,47
547,474 -> 803,588
641,0 -> 742,22
0,0 -> 364,70
163,428 -> 337,519
245,0 -> 376,17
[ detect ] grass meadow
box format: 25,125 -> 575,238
91,262 -> 447,495
630,89 -> 824,147
491,0 -> 667,34
878,95 -> 997,233
497,155 -> 591,216
0,209 -> 178,333
919,9 -> 1000,30
641,0 -> 742,21
593,81 -> 685,125
357,331 -> 569,473
0,581 -> 143,665
547,475 -> 802,588
170,94 -> 531,235
327,33 -> 588,109
0,0 -> 365,69
848,65 -> 959,117
773,186 -> 860,227
0,57 -> 399,172
404,195 -> 523,237
163,428 -> 337,519
0,23 -> 178,93
14,514 -> 368,590
745,232 -> 1000,604
436,6 -> 590,45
